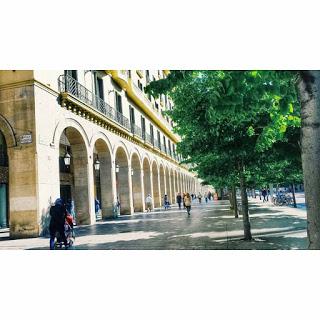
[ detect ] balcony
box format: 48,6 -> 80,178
144,132 -> 152,145
58,75 -> 130,131
131,124 -> 143,139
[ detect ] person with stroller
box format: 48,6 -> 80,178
49,198 -> 68,250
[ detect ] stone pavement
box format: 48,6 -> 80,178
0,198 -> 308,250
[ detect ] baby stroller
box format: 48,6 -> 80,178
54,214 -> 75,249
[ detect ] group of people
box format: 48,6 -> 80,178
145,191 -> 213,216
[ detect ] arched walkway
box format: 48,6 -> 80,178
131,153 -> 143,212
0,130 -> 9,228
152,161 -> 160,207
159,164 -> 165,206
93,138 -> 113,219
143,158 -> 152,209
59,126 -> 90,225
165,167 -> 171,204
170,168 -> 175,204
115,146 -> 131,214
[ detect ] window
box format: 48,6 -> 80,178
115,92 -> 122,114
155,102 -> 159,110
95,76 -> 104,100
65,70 -> 78,80
138,79 -> 143,91
163,136 -> 167,153
146,70 -> 150,83
168,140 -> 172,156
141,116 -> 146,140
150,124 -> 154,144
0,131 -> 8,167
129,106 -> 135,133
157,130 -> 161,148
128,70 -> 131,78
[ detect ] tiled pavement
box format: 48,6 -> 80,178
0,198 -> 308,250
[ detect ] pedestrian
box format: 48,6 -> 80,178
208,191 -> 212,201
182,193 -> 186,208
198,192 -> 202,203
145,194 -> 152,212
176,193 -> 182,209
184,193 -> 192,215
95,198 -> 101,220
164,194 -> 169,210
204,192 -> 208,203
49,198 -> 68,250
262,189 -> 267,202
66,199 -> 76,225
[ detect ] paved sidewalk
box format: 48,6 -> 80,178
0,198 -> 308,250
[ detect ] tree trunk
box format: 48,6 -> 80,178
239,170 -> 252,241
291,183 -> 297,208
297,71 -> 320,249
233,184 -> 239,218
229,188 -> 234,210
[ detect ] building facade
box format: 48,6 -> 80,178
0,70 -> 202,238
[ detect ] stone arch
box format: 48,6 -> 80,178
0,129 -> 9,228
53,117 -> 90,150
58,126 -> 91,225
90,131 -> 113,154
143,156 -> 152,209
131,151 -> 143,212
151,160 -> 160,207
0,114 -> 17,148
115,145 -> 131,214
159,163 -> 166,206
170,167 -> 176,204
165,165 -> 171,204
93,137 -> 113,219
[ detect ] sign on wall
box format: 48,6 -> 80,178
20,134 -> 32,144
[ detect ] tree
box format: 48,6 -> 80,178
296,71 -> 320,249
147,71 -> 300,241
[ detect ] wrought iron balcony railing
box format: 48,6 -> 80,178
144,132 -> 152,144
58,74 -> 130,131
131,124 -> 143,139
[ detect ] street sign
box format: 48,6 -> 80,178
20,134 -> 32,144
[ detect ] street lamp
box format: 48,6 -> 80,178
94,155 -> 100,171
63,128 -> 71,166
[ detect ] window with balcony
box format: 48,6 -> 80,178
155,102 -> 159,111
95,76 -> 104,100
129,106 -> 135,133
163,136 -> 167,153
157,130 -> 161,148
150,124 -> 154,145
115,92 -> 122,114
141,116 -> 146,140
168,140 -> 172,156
65,70 -> 78,80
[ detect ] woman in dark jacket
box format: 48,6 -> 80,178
49,198 -> 68,249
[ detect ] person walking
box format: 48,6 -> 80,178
145,194 -> 152,212
204,192 -> 208,203
176,193 -> 182,209
49,198 -> 68,250
198,192 -> 202,203
262,188 -> 267,202
164,194 -> 169,210
182,193 -> 186,208
184,193 -> 192,216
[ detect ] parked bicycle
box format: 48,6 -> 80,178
272,193 -> 293,206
